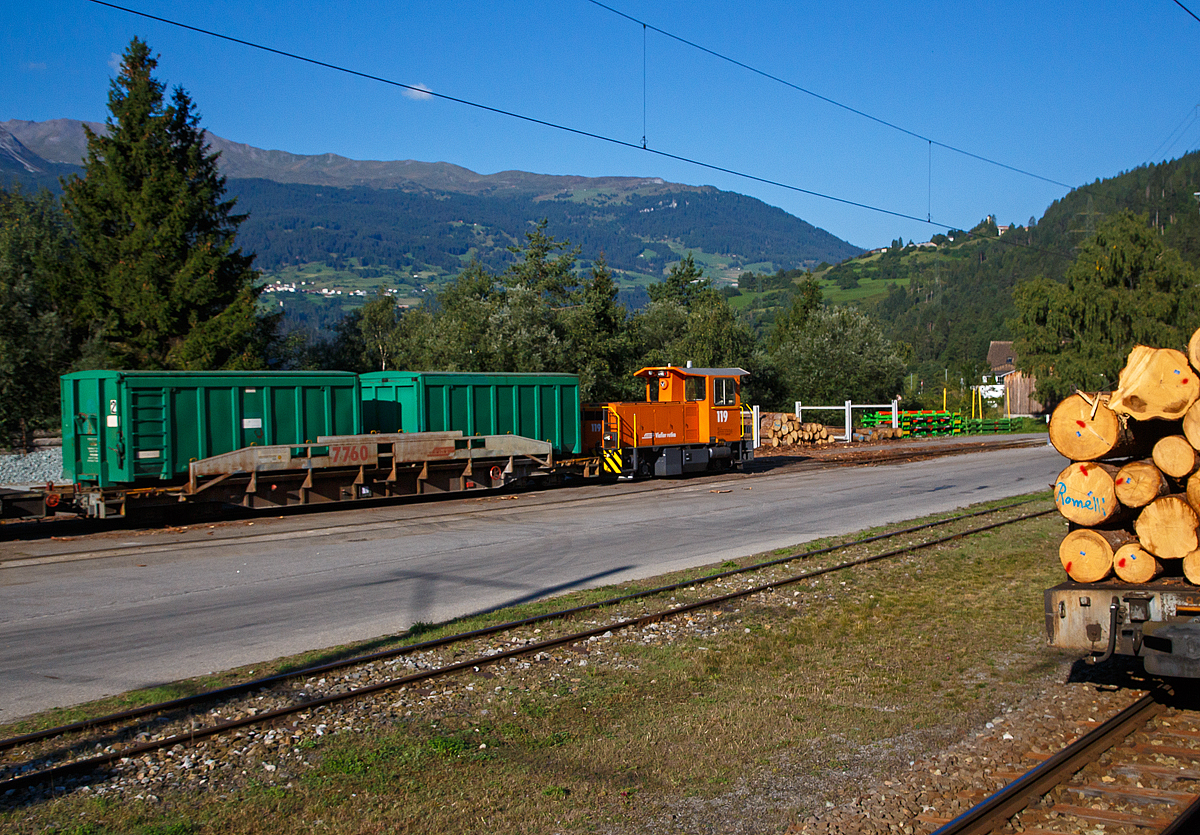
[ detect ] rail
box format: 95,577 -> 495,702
929,686 -> 1200,835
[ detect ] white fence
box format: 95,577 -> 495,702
794,400 -> 900,442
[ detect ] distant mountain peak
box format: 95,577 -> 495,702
1,118 -> 709,199
1,117 -> 862,278
0,127 -> 48,174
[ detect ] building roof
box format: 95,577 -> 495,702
987,341 -> 1017,373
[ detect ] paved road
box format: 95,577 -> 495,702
0,440 -> 1063,722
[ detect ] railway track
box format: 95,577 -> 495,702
0,499 -> 1051,803
930,687 -> 1200,835
0,434 -> 1047,550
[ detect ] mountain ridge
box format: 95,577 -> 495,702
1,118 -> 862,281
2,118 -> 717,199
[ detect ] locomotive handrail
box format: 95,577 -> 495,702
603,406 -> 630,449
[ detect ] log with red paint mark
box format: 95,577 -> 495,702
1114,460 -> 1169,509
1112,540 -> 1162,584
1059,528 -> 1135,583
1047,393 -> 1150,461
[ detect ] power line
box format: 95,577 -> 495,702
85,0 -> 1086,265
1144,103 -> 1200,166
582,0 -> 1075,190
85,0 -> 946,228
1174,0 -> 1200,24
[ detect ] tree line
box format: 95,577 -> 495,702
278,223 -> 906,412
10,35 -> 1190,449
0,38 -> 906,447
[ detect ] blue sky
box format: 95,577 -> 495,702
4,1 -> 1200,250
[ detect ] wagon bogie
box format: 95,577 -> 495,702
1045,580 -> 1200,678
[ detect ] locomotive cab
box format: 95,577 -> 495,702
583,366 -> 754,478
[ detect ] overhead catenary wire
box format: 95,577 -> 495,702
85,0 -> 948,228
1174,0 -> 1200,25
583,0 -> 1074,190
1144,103 -> 1200,167
86,0 -> 1088,263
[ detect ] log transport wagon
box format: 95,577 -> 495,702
1045,579 -> 1200,678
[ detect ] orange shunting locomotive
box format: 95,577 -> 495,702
583,365 -> 754,478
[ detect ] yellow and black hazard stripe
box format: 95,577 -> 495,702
601,449 -> 625,475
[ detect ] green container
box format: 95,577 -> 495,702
360,372 -> 582,455
61,371 -> 361,487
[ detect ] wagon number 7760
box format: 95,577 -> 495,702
329,444 -> 372,465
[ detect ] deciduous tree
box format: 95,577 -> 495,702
771,306 -> 905,406
1014,210 -> 1200,403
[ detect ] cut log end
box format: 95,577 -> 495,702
1113,541 -> 1162,584
1059,529 -> 1119,583
1054,462 -> 1124,526
1048,393 -> 1130,461
1184,548 -> 1200,585
1114,460 -> 1168,509
1134,495 -> 1200,560
1152,435 -> 1199,479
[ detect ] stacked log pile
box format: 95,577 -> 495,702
757,413 -> 903,447
853,425 -> 904,442
758,413 -> 837,447
1052,329 -> 1200,585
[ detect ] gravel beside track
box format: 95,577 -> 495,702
780,676 -> 1149,835
0,448 -> 66,487
1,590 -> 1149,835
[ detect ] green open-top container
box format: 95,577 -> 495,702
61,370 -> 361,487
359,372 -> 581,455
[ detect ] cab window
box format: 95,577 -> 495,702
647,380 -> 659,402
714,377 -> 737,406
684,376 -> 705,402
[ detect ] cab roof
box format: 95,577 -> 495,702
634,366 -> 750,378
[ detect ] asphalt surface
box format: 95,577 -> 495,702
0,436 -> 1064,722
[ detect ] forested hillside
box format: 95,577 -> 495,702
9,98 -> 1200,432
772,150 -> 1200,390
226,178 -> 858,283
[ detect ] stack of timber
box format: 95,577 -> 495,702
758,413 -> 903,447
852,425 -> 904,442
758,413 -> 842,447
1052,330 -> 1200,585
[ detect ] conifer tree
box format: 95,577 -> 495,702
0,187 -> 72,444
62,37 -> 269,369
